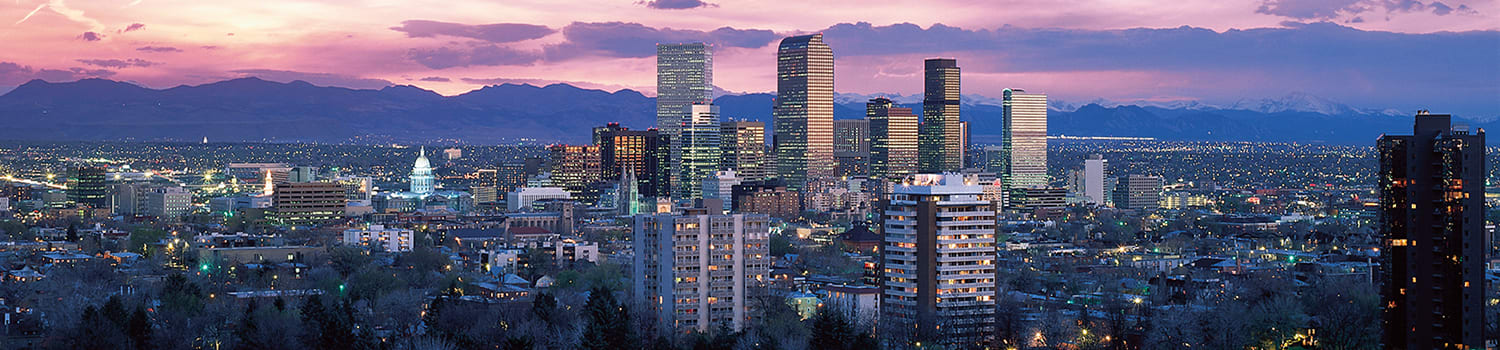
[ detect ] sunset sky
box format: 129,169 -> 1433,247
1,0 -> 1496,116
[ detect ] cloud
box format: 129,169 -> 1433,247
75,58 -> 157,68
230,69 -> 393,90
390,20 -> 554,43
545,22 -> 778,59
418,76 -> 450,82
136,46 -> 182,52
0,61 -> 115,84
405,45 -> 542,69
121,23 -> 145,33
639,0 -> 716,9
79,31 -> 102,41
1255,0 -> 1478,19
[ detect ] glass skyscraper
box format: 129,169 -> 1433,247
657,43 -> 713,196
1001,88 -> 1048,190
774,34 -> 834,190
918,58 -> 962,173
720,121 -> 769,182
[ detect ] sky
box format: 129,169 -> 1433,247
0,0 -> 1497,117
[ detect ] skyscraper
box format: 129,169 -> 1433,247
720,121 -> 769,182
656,43 -> 714,139
868,97 -> 919,181
409,147 -> 435,195
878,174 -> 996,346
658,43 -> 714,194
774,34 -> 834,190
633,212 -> 771,332
1378,112 -> 1485,349
546,144 -> 603,204
1084,154 -> 1107,205
918,58 -> 962,173
677,103 -> 722,200
834,119 -> 871,177
1001,88 -> 1048,190
597,123 -> 672,198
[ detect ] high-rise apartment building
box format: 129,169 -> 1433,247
1001,88 -> 1048,190
1112,174 -> 1162,211
878,174 -> 996,346
633,212 -> 771,332
774,34 -> 834,190
597,123 -> 673,198
67,166 -> 107,208
1083,154 -> 1107,205
834,119 -> 871,177
720,121 -> 769,182
918,59 -> 962,173
1378,112 -> 1485,349
868,98 -> 919,181
678,103 -> 722,200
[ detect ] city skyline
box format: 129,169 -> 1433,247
1,1 -> 1496,117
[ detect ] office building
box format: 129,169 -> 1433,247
734,182 -> 801,220
547,144 -> 603,204
1084,154 -> 1107,205
1377,112 -> 1485,349
67,166 -> 107,208
507,187 -> 571,212
720,121 -> 769,182
878,174 -> 996,345
835,119 -> 871,177
774,34 -> 835,190
597,123 -> 673,198
145,186 -> 192,219
869,97 -> 919,181
633,212 -> 771,332
1112,174 -> 1162,211
658,43 -> 713,193
1001,89 -> 1048,190
271,182 -> 346,227
703,170 -> 741,213
225,163 -> 292,184
918,59 -> 962,173
289,166 -> 319,183
678,103 -> 722,201
342,225 -> 414,252
1009,187 -> 1067,219
410,147 -> 435,195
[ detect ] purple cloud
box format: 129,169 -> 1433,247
405,45 -> 542,69
137,46 -> 182,53
545,22 -> 777,59
121,23 -> 146,33
79,32 -> 103,41
75,58 -> 158,68
418,76 -> 450,82
1255,0 -> 1477,19
230,69 -> 393,90
640,0 -> 715,9
391,20 -> 555,43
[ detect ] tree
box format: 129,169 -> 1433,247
127,306 -> 152,350
532,291 -> 558,326
161,273 -> 204,315
66,222 -> 79,242
807,306 -> 855,350
502,335 -> 534,350
581,287 -> 636,350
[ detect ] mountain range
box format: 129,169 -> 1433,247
0,77 -> 1484,144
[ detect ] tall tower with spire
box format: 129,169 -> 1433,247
410,146 -> 435,195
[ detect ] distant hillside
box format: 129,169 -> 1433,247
0,78 -> 1477,144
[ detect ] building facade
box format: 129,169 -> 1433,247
773,34 -> 835,190
1083,154 -> 1107,205
1377,112 -> 1485,349
67,166 -> 107,208
720,121 -> 769,183
678,103 -> 722,201
410,147 -> 435,195
597,123 -> 673,198
271,182 -> 346,227
633,213 -> 771,332
342,224 -> 414,252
